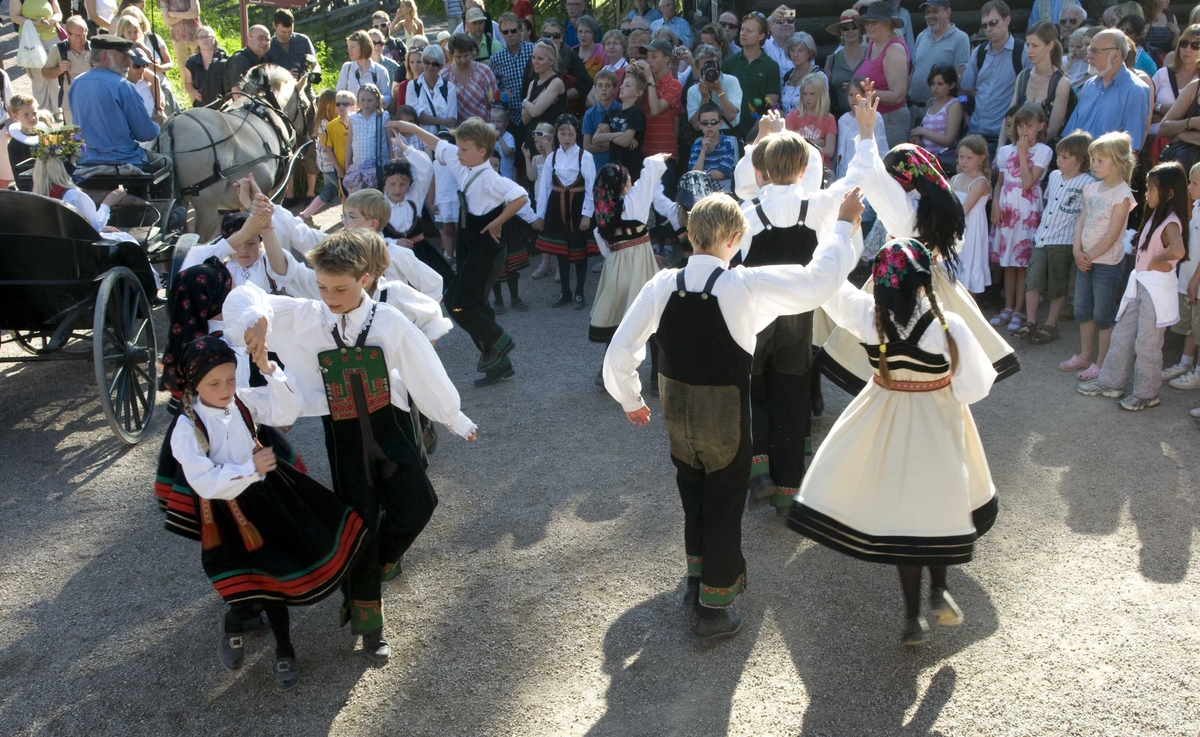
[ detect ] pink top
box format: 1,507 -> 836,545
1135,211 -> 1183,271
785,111 -> 837,165
858,36 -> 909,114
920,100 -> 951,153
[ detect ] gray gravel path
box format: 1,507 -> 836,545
2,229 -> 1200,736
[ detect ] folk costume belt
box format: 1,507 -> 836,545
609,233 -> 651,253
872,375 -> 952,392
553,179 -> 585,232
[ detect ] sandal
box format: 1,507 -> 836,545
1029,324 -> 1060,345
1059,354 -> 1090,372
1076,363 -> 1101,381
989,308 -> 1014,327
1013,321 -> 1035,340
1006,312 -> 1026,333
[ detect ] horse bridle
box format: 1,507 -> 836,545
169,88 -> 302,198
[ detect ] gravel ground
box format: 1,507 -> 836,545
2,20 -> 1199,737
2,219 -> 1200,736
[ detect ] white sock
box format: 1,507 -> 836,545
1183,355 -> 1196,368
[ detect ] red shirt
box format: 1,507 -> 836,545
642,72 -> 681,158
513,0 -> 533,18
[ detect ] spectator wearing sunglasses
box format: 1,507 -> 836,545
523,18 -> 594,118
719,12 -> 742,55
1150,25 -> 1200,138
491,12 -> 534,127
763,5 -> 795,83
962,0 -> 1030,152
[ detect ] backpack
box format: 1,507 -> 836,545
975,37 -> 1025,77
1014,67 -> 1078,136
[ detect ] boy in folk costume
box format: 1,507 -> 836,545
731,106 -> 873,514
379,140 -> 456,284
392,117 -> 530,386
225,231 -> 478,662
180,184 -> 291,294
170,335 -> 369,691
603,189 -> 864,639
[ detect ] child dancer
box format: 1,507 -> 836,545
535,113 -> 598,310
1163,163 -> 1200,397
784,72 -> 837,172
225,231 -> 478,663
588,154 -> 670,383
951,135 -> 993,295
300,89 -> 349,226
433,130 -> 460,261
909,64 -> 962,158
1078,162 -> 1188,410
789,240 -> 997,646
604,190 -> 863,639
1020,131 -> 1094,344
379,137 -> 455,283
394,117 -> 530,384
345,84 -> 392,192
171,335 -> 368,690
490,149 -> 540,314
990,103 -> 1052,334
490,104 -> 516,178
181,189 -> 289,293
819,90 -> 1017,395
525,121 -> 557,280
1059,132 -> 1138,382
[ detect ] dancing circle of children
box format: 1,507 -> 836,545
1058,132 -> 1139,382
387,117 -> 530,385
950,135 -> 993,297
788,239 -> 998,646
988,103 -> 1052,335
817,84 -> 1017,393
1019,131 -> 1095,345
730,106 -> 870,515
602,143 -> 867,640
221,229 -> 479,664
534,113 -> 598,311
169,329 -> 370,692
1077,161 -> 1189,411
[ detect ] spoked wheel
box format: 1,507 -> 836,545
94,267 -> 158,445
10,331 -> 50,355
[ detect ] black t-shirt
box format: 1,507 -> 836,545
226,48 -> 265,89
603,104 -> 645,179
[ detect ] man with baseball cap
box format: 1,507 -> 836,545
69,35 -> 166,172
908,0 -> 970,126
466,7 -> 501,61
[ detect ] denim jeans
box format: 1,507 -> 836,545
1073,261 -> 1125,330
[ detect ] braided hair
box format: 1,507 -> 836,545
871,239 -> 958,387
594,162 -> 632,244
882,144 -> 965,276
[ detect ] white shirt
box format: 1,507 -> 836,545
1180,201 -> 1200,295
736,177 -> 868,262
685,72 -> 743,130
835,111 -> 887,181
763,37 -> 791,84
386,145 -> 435,234
535,144 -> 596,220
61,187 -> 112,232
270,203 -> 327,257
821,284 -> 997,405
593,156 -> 666,256
222,285 -> 477,437
409,75 -> 458,134
170,368 -> 303,501
269,252 -> 451,341
845,135 -> 919,240
433,139 -> 527,215
336,60 -> 394,106
603,221 -> 856,412
180,238 -> 289,293
733,138 -> 823,202
384,241 -> 444,299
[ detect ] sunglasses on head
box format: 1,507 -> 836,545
543,31 -> 562,39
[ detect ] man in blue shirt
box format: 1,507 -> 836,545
650,0 -> 693,48
1065,29 -> 1152,152
961,0 -> 1029,152
564,0 -> 587,48
626,0 -> 662,24
69,35 -> 162,169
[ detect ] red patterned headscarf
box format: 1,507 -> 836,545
161,257 -> 233,395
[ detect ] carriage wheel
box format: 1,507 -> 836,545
93,267 -> 158,445
10,331 -> 49,355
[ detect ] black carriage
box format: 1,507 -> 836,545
0,189 -> 183,444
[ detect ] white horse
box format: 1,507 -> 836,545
158,64 -> 303,240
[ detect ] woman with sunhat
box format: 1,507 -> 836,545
855,0 -> 910,150
825,9 -> 868,118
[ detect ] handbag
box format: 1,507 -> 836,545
16,21 -> 48,68
343,160 -> 379,192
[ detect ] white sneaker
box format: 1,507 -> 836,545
1169,369 -> 1200,390
1162,361 -> 1195,381
1190,405 -> 1200,418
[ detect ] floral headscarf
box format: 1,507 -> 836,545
161,257 -> 233,395
676,171 -> 720,213
178,335 -> 238,394
882,143 -> 964,274
873,238 -> 932,327
594,162 -> 631,242
883,143 -> 951,193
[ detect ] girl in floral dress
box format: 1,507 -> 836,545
989,103 -> 1052,334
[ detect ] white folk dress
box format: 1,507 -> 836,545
789,284 -> 998,565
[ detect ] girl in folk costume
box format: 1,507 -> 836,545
588,154 -> 671,385
379,143 -> 455,284
489,148 -> 540,314
535,113 -> 598,310
672,170 -> 720,265
180,187 -> 290,294
170,335 -> 369,690
818,97 -> 1018,394
788,240 -> 998,646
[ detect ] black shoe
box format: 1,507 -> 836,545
511,298 -> 529,312
903,616 -> 929,646
474,361 -> 515,387
218,617 -> 245,670
362,633 -> 390,663
476,333 -> 516,373
746,474 -> 776,511
281,196 -> 301,209
551,293 -> 573,308
693,609 -> 742,640
493,300 -> 508,315
573,294 -> 586,310
241,610 -> 269,633
275,656 -> 299,691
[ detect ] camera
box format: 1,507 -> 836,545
702,60 -> 720,83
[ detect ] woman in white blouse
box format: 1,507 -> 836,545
409,45 -> 458,133
33,154 -> 138,243
336,30 -> 394,108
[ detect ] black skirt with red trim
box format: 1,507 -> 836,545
171,460 -> 371,607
